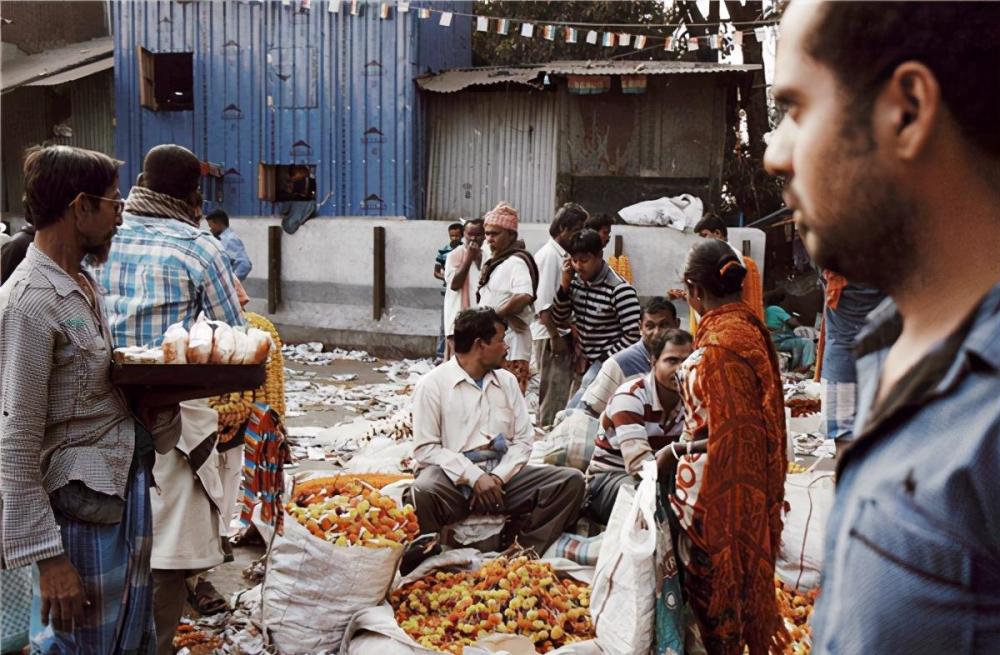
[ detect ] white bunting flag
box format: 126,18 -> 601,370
664,35 -> 674,50
418,8 -> 431,19
586,30 -> 598,45
754,26 -> 767,42
634,35 -> 647,49
328,0 -> 341,13
733,31 -> 744,46
398,1 -> 410,12
350,0 -> 359,16
688,37 -> 699,51
379,3 -> 390,19
439,11 -> 453,27
476,16 -> 489,32
520,23 -> 534,38
618,33 -> 631,47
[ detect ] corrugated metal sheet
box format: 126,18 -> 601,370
418,60 -> 760,93
27,58 -> 113,86
425,90 -> 558,223
1,36 -> 113,92
112,0 -> 471,219
59,70 -> 115,155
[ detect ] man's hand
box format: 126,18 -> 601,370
560,257 -> 574,291
38,554 -> 87,631
470,474 -> 505,514
655,447 -> 677,477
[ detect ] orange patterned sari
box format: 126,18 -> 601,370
672,302 -> 788,655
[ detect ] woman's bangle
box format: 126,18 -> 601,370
670,441 -> 681,460
686,439 -> 693,457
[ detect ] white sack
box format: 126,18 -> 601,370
618,194 -> 704,231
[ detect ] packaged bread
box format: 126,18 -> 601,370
162,322 -> 189,365
246,328 -> 272,365
231,328 -> 252,365
210,321 -> 236,364
187,315 -> 213,364
113,346 -> 148,364
137,348 -> 165,364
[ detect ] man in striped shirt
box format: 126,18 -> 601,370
552,229 -> 642,409
584,330 -> 693,525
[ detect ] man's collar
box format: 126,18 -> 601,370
25,244 -> 88,298
581,262 -> 612,287
644,369 -> 663,412
441,357 -> 501,390
549,237 -> 568,258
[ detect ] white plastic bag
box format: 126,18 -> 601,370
210,321 -> 237,364
162,322 -> 188,364
618,194 -> 704,231
590,460 -> 658,655
776,471 -> 835,590
529,409 -> 598,472
186,314 -> 213,364
247,328 -> 273,364
259,507 -> 404,654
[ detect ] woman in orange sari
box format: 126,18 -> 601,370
669,238 -> 788,655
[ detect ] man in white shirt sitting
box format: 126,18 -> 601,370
411,307 -> 585,555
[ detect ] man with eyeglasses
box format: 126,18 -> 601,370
93,144 -> 243,655
0,145 -> 157,652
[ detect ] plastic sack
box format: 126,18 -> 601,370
590,460 -> 658,655
162,322 -> 188,364
776,471 -> 835,590
231,328 -> 252,365
1,566 -> 32,653
258,506 -> 404,654
529,409 -> 598,472
246,328 -> 273,365
618,195 -> 704,232
653,487 -> 684,655
186,314 -> 213,364
543,532 -> 603,567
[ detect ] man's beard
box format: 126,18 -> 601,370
794,155 -> 917,295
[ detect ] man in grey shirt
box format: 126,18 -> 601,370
0,145 -> 156,652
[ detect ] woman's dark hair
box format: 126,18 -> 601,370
452,308 -> 508,354
648,328 -> 694,360
22,145 -> 122,230
567,229 -> 604,257
684,238 -> 746,298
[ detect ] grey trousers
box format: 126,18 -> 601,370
152,569 -> 188,655
411,464 -> 585,555
584,470 -> 635,526
533,337 -> 574,427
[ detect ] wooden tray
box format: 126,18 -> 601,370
112,363 -> 265,404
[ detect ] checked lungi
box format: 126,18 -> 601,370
30,463 -> 155,655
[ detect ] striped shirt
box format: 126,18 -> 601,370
92,213 -> 244,347
588,370 -> 684,475
1,246 -> 135,568
552,263 -> 641,364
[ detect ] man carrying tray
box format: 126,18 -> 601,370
93,144 -> 244,655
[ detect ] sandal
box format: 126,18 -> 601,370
187,579 -> 230,616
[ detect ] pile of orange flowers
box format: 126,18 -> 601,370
776,579 -> 820,655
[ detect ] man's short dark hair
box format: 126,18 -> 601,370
141,144 -> 202,200
452,308 -> 508,354
567,229 -> 604,257
584,213 -> 614,232
549,202 -> 589,237
464,218 -> 484,229
642,297 -> 678,322
693,213 -> 727,238
22,145 -> 122,230
206,209 -> 230,227
448,222 -> 464,232
804,1 -> 1000,158
648,328 -> 694,360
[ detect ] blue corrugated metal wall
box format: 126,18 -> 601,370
112,0 -> 470,218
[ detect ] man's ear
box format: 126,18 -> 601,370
876,61 -> 940,162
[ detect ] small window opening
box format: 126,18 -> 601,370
258,164 -> 316,202
138,47 -> 194,111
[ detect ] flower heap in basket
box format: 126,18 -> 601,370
392,554 -> 594,654
112,313 -> 272,365
775,579 -> 819,655
286,475 -> 419,548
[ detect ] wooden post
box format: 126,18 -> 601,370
614,235 -> 624,258
267,225 -> 281,314
742,239 -> 752,257
373,226 -> 386,320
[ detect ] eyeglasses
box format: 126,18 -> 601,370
72,192 -> 125,215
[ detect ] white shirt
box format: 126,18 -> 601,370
530,238 -> 568,341
477,256 -> 534,362
412,359 -> 533,487
443,243 -> 488,338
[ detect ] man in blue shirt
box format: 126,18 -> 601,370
765,2 -> 1000,652
206,209 -> 252,281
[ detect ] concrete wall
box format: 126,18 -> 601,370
233,217 -> 765,356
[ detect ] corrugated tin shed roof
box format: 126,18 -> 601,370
1,36 -> 113,92
27,57 -> 113,87
417,60 -> 761,93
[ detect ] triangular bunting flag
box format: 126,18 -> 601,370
418,7 -> 431,19
618,33 -> 631,47
543,25 -> 555,41
754,26 -> 767,42
398,1 -> 410,12
634,35 -> 647,49
439,11 -> 453,27
350,0 -> 359,16
602,32 -> 616,47
520,23 -> 534,38
497,19 -> 510,35
688,37 -> 699,51
328,0 -> 341,12
664,35 -> 674,50
565,27 -> 578,43
379,3 -> 390,19
586,30 -> 598,44
733,31 -> 744,46
476,16 -> 489,32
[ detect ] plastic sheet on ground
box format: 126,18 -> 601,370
282,342 -> 377,365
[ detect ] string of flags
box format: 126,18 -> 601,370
275,0 -> 778,53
